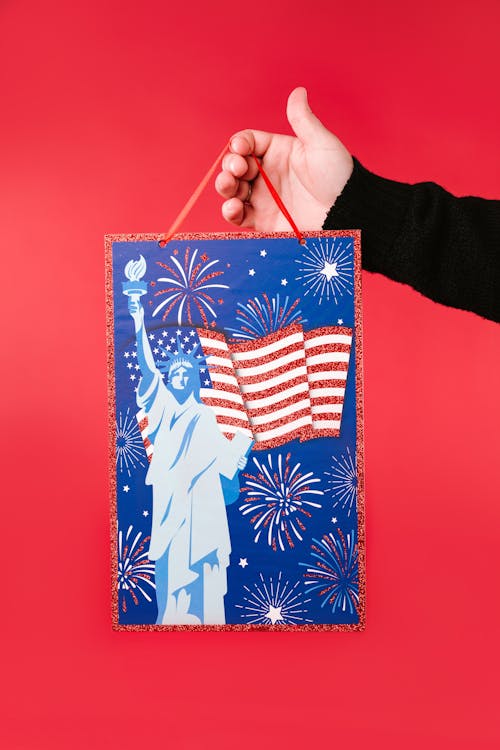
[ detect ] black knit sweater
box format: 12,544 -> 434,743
322,158 -> 500,322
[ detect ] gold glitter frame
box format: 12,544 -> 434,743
105,230 -> 365,632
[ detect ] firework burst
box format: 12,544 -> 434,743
235,572 -> 312,625
116,408 -> 146,476
301,529 -> 359,615
226,293 -> 306,340
239,452 -> 323,552
117,525 -> 156,613
295,237 -> 353,304
152,246 -> 229,327
325,446 -> 358,517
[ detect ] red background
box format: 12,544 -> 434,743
1,1 -> 499,748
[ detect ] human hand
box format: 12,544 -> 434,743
215,87 -> 353,232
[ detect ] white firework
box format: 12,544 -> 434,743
295,237 -> 353,304
239,452 -> 323,552
324,446 -> 358,517
116,408 -> 146,476
236,572 -> 312,625
117,525 -> 156,613
152,246 -> 229,326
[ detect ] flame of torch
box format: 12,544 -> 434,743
124,255 -> 147,282
122,255 -> 148,300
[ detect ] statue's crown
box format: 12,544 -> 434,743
155,332 -> 206,376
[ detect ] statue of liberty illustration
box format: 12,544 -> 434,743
123,256 -> 252,625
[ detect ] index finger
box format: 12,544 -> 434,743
230,129 -> 273,158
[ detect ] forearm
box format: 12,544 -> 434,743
135,317 -> 157,390
323,159 -> 500,322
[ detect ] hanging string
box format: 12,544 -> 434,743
249,154 -> 305,245
158,142 -> 230,248
158,142 -> 305,247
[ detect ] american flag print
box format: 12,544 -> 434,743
197,328 -> 253,440
229,324 -> 312,449
304,326 -> 353,437
108,231 -> 365,630
136,408 -> 153,462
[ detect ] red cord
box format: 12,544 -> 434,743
159,142 -> 305,247
250,155 -> 305,244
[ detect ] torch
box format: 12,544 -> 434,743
122,255 -> 148,302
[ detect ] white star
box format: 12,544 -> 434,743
176,329 -> 182,336
149,333 -> 155,341
266,605 -> 284,625
331,516 -> 338,523
260,249 -> 267,257
157,337 -> 163,344
153,348 -> 159,354
190,330 -> 195,337
162,330 -> 168,337
124,352 -> 130,358
249,268 -> 256,276
337,318 -> 343,325
170,337 -> 175,344
238,558 -> 248,568
183,336 -> 189,343
143,510 -> 149,517
161,351 -> 166,357
131,351 -> 137,358
127,362 -> 133,369
166,345 -> 171,351
281,278 -> 288,286
130,374 -> 136,381
321,261 -> 339,281
123,485 -> 130,493
204,379 -> 210,385
134,364 -> 140,370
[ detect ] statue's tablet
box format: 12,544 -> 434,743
106,231 -> 365,630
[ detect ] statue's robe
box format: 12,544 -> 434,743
137,372 -> 239,625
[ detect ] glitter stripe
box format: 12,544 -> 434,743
229,324 -> 302,356
200,388 -> 245,405
309,387 -> 345,398
238,365 -> 308,389
234,348 -> 304,378
248,398 -> 311,425
244,381 -> 309,409
305,336 -> 352,349
311,403 -> 344,415
205,354 -> 234,368
253,414 -> 312,441
307,370 -> 347,382
306,352 -> 350,366
230,332 -> 304,362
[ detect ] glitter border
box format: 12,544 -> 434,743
105,230 -> 366,632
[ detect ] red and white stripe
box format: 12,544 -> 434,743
197,328 -> 253,440
136,408 -> 153,462
303,326 -> 353,437
229,323 -> 312,449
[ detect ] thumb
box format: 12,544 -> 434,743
286,87 -> 334,146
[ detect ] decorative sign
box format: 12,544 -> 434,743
106,231 -> 365,630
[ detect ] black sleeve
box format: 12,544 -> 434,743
322,158 -> 500,322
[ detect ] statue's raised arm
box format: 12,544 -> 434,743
128,297 -> 157,395
122,256 -> 157,396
